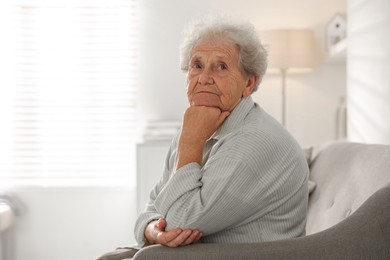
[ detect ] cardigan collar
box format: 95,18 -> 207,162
211,96 -> 254,141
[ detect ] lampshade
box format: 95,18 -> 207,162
260,29 -> 316,72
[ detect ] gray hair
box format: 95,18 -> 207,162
180,16 -> 268,92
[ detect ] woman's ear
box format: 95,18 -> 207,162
242,75 -> 259,97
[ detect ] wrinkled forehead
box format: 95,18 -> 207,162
191,38 -> 239,60
191,37 -> 246,74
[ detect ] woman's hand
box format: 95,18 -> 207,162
144,218 -> 202,247
176,106 -> 229,169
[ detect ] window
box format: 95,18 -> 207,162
0,0 -> 138,184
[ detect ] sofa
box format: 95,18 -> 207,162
101,141 -> 390,260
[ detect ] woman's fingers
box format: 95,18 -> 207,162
181,230 -> 202,246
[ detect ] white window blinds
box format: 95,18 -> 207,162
0,0 -> 138,182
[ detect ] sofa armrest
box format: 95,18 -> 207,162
133,185 -> 390,260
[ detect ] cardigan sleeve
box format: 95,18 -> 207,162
153,155 -> 267,235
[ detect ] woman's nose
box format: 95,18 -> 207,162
198,69 -> 214,85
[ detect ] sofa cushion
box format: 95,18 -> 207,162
306,141 -> 390,235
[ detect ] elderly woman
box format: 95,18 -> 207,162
98,16 -> 308,260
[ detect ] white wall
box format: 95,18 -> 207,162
347,0 -> 390,144
254,63 -> 346,146
138,0 -> 347,147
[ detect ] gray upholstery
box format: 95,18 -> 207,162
306,141 -> 390,235
99,141 -> 390,260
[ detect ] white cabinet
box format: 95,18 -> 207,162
136,141 -> 171,215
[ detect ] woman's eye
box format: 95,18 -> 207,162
193,63 -> 202,69
218,63 -> 227,70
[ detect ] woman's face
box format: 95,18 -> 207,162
186,40 -> 257,112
